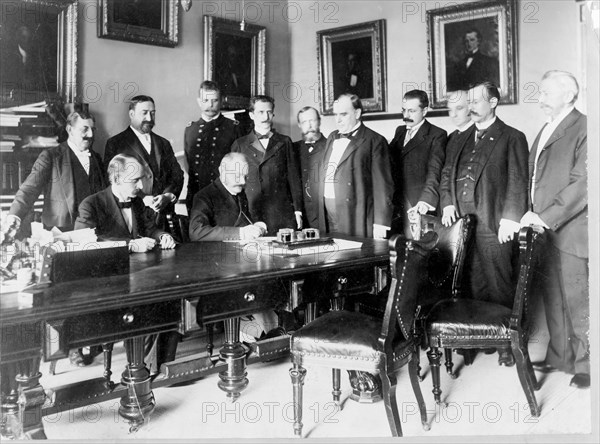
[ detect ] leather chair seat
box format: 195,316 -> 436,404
426,299 -> 512,341
291,310 -> 410,367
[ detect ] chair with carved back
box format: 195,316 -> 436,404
288,234 -> 433,437
422,226 -> 546,418
355,214 -> 474,379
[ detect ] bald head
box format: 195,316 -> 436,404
219,152 -> 249,195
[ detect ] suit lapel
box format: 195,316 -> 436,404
149,133 -> 162,167
261,135 -> 284,165
542,108 -> 581,151
472,119 -> 503,184
402,121 -> 429,156
58,144 -> 75,220
103,188 -> 132,237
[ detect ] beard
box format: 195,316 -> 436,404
140,121 -> 155,133
303,130 -> 319,142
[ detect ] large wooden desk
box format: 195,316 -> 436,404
0,237 -> 389,439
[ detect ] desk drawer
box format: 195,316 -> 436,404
197,284 -> 281,323
44,301 -> 181,358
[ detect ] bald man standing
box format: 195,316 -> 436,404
520,71 -> 589,389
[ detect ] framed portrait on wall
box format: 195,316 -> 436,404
317,20 -> 387,115
203,16 -> 266,111
97,0 -> 179,47
427,0 -> 518,108
0,0 -> 77,107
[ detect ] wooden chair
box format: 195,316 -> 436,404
288,234 -> 434,437
422,226 -> 546,418
355,214 -> 474,379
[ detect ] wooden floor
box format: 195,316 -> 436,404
40,310 -> 596,442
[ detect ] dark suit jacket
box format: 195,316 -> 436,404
529,109 -> 587,258
316,124 -> 394,237
104,127 -> 184,199
10,142 -> 107,230
449,51 -> 500,91
184,115 -> 244,203
440,118 -> 529,233
293,135 -> 327,228
231,131 -> 303,233
189,179 -> 252,241
75,187 -> 164,241
389,120 -> 448,211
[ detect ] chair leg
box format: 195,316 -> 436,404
426,347 -> 444,405
443,348 -> 456,379
408,356 -> 430,431
102,343 -> 114,389
512,344 -> 541,417
289,363 -> 307,437
332,368 -> 341,405
379,365 -> 402,437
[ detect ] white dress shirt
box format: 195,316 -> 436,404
67,140 -> 90,175
130,126 -> 152,155
323,123 -> 360,199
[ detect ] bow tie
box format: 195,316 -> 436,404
74,150 -> 91,157
256,133 -> 271,140
335,132 -> 353,140
117,201 -> 133,209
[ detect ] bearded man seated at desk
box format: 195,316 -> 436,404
189,152 -> 277,341
75,153 -> 177,374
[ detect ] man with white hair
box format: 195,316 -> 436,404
189,152 -> 267,241
520,71 -> 589,388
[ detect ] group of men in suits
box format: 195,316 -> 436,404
3,69 -> 588,388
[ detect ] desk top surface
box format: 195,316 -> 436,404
1,236 -> 390,324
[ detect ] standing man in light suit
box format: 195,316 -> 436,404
520,71 -> 589,389
317,93 -> 394,238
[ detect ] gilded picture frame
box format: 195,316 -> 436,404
97,0 -> 179,48
317,19 -> 387,115
427,0 -> 518,108
203,16 -> 266,111
0,0 -> 78,107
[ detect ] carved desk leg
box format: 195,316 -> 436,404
218,317 -> 248,402
1,364 -> 21,439
0,356 -> 47,439
119,337 -> 155,432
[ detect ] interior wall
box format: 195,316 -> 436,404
78,0 -> 292,161
288,0 -> 583,145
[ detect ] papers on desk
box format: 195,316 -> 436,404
228,237 -> 363,257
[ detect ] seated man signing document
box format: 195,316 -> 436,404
75,153 -> 176,252
189,152 -> 267,241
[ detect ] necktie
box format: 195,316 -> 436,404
475,129 -> 487,144
403,128 -> 414,146
117,201 -> 133,209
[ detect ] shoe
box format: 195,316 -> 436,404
498,349 -> 515,367
532,361 -> 559,373
69,349 -> 92,367
569,373 -> 590,389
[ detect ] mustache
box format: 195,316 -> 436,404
142,121 -> 155,126
403,118 -> 413,123
469,111 -> 480,116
